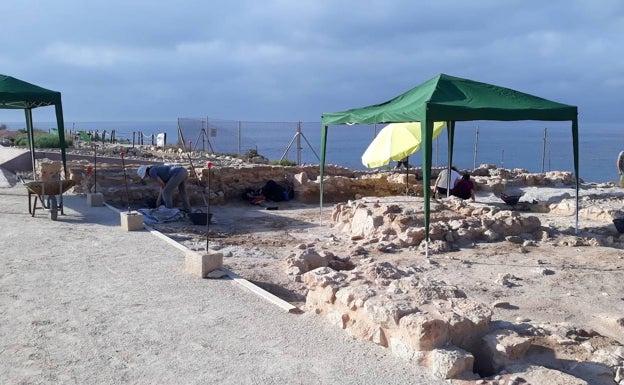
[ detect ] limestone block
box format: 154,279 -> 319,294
386,276 -> 419,294
399,312 -> 450,351
506,364 -> 589,385
317,285 -> 338,304
428,346 -> 475,380
120,211 -> 143,231
550,199 -> 577,215
350,207 -> 372,237
371,326 -> 387,346
185,250 -> 223,278
86,192 -> 104,207
301,267 -> 347,288
304,288 -> 327,313
284,248 -> 331,274
363,297 -> 419,328
326,309 -> 349,329
361,261 -> 404,281
344,315 -> 383,343
334,285 -> 376,310
388,337 -> 426,363
482,329 -> 531,372
445,298 -> 492,351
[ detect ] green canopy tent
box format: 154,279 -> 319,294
320,73 -> 579,255
0,74 -> 68,178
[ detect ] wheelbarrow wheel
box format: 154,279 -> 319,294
47,195 -> 58,221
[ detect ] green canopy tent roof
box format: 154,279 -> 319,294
0,74 -> 68,177
320,73 -> 579,255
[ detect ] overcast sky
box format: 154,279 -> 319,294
1,0 -> 623,124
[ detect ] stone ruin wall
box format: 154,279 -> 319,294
302,263 -> 494,380
41,159 -> 580,209
297,197 -> 544,380
332,197 -> 545,250
38,159 -> 422,206
291,196 -> 624,382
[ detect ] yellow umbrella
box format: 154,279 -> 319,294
361,121 -> 446,168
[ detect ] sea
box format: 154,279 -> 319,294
3,119 -> 621,184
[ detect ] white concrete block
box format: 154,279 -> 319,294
86,192 -> 104,207
120,211 -> 144,231
185,251 -> 223,278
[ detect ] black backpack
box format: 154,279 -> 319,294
261,180 -> 285,202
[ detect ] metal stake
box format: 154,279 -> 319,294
206,162 -> 213,252
473,126 -> 479,170
120,152 -> 131,212
92,144 -> 98,193
541,127 -> 548,173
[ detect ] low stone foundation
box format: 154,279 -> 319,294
331,197 -> 542,254
43,156 -> 583,211
303,262 -> 491,380
291,193 -> 624,382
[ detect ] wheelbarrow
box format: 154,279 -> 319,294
23,179 -> 76,220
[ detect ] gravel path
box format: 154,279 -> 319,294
0,185 -> 446,385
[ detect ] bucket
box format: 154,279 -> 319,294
189,212 -> 212,225
500,194 -> 522,206
613,218 -> 624,233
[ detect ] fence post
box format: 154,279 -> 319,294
297,121 -> 302,165
473,126 -> 479,170
201,120 -> 206,152
238,120 -> 242,155
541,127 -> 547,173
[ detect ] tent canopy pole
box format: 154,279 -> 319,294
25,108 -> 36,179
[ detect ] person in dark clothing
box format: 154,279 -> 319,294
434,166 -> 461,198
452,172 -> 476,202
137,164 -> 192,212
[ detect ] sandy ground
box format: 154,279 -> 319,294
0,184 -> 448,385
152,185 -> 624,346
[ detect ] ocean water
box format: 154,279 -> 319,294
3,119 -> 621,183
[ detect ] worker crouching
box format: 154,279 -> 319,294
137,165 -> 192,213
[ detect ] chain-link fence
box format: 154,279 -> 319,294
177,117 -> 321,164
60,117 -> 581,177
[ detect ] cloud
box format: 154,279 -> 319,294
0,0 -> 622,123
42,43 -> 144,67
